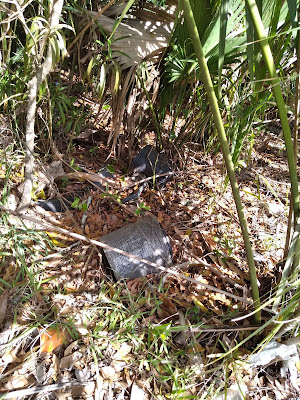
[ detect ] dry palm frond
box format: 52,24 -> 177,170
89,1 -> 176,69
76,1 -> 178,153
82,1 -> 178,152
108,61 -> 160,153
89,13 -> 168,68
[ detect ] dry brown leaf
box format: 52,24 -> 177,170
54,390 -> 73,399
2,351 -> 21,364
157,297 -> 177,319
60,351 -> 82,370
5,374 -> 30,390
40,327 -> 68,354
191,295 -> 208,313
0,290 -> 9,328
157,212 -> 164,224
127,278 -> 144,294
123,368 -> 132,387
102,224 -> 108,235
173,225 -> 184,236
210,292 -> 232,307
100,365 -> 121,380
109,214 -> 120,228
84,224 -> 89,235
64,340 -> 79,357
187,343 -> 205,354
201,232 -> 218,251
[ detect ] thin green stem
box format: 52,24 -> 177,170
246,0 -> 299,224
181,0 -> 261,323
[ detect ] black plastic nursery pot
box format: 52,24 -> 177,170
131,145 -> 172,188
101,214 -> 173,280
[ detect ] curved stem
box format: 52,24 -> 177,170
246,0 -> 299,223
181,0 -> 261,323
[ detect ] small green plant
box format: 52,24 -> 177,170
106,164 -> 115,174
89,146 -> 98,156
48,82 -> 85,140
71,196 -> 88,211
70,159 -> 81,171
135,202 -> 151,216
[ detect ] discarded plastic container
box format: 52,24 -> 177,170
36,195 -> 76,212
131,145 -> 172,187
101,214 -> 172,280
36,167 -> 114,212
92,167 -> 114,190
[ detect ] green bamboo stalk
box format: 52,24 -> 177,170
246,0 -> 299,223
218,0 -> 228,99
181,0 -> 261,323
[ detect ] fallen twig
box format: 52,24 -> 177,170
0,381 -> 94,399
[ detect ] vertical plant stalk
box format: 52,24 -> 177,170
218,0 -> 228,99
18,0 -> 64,212
246,0 -> 299,223
284,34 -> 300,258
247,0 -> 300,311
181,0 -> 261,323
276,12 -> 300,311
291,27 -> 300,274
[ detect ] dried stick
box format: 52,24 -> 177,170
0,381 -> 93,399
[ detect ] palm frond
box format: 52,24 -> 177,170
88,0 -> 177,69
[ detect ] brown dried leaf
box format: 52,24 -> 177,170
157,297 -> 177,319
64,340 -> 79,356
201,232 -> 217,252
0,290 -> 9,328
5,374 -> 30,390
100,365 -> 120,380
40,327 -> 68,354
102,224 -> 108,235
60,351 -> 82,370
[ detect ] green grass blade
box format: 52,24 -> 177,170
287,0 -> 298,42
245,2 -> 254,82
109,0 -> 136,39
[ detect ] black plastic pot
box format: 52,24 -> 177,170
101,214 -> 173,280
131,145 -> 172,188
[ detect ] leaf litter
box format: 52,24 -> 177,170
0,129 -> 299,399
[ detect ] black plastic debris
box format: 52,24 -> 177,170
36,167 -> 113,212
121,183 -> 146,204
131,145 -> 172,188
101,214 -> 172,280
92,167 -> 114,190
36,147 -> 173,211
36,195 -> 77,212
120,145 -> 173,203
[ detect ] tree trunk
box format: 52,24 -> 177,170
18,0 -> 64,212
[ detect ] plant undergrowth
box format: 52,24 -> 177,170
1,139 -> 299,399
0,0 -> 300,398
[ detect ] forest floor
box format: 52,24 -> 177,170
0,115 -> 299,399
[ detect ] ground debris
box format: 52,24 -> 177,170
1,129 -> 298,398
